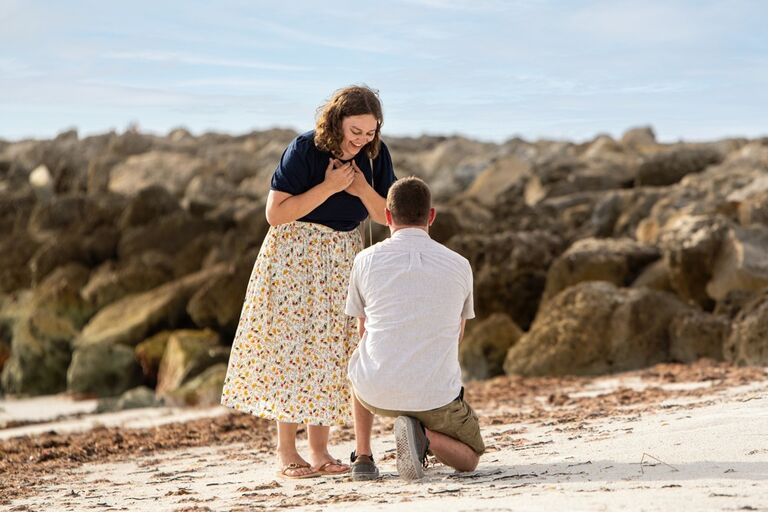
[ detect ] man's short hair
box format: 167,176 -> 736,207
386,176 -> 431,226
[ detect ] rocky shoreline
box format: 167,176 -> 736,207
1,125 -> 767,406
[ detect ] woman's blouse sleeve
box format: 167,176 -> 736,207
271,137 -> 311,195
374,141 -> 397,196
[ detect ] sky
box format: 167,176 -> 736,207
1,0 -> 767,143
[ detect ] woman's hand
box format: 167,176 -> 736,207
323,158 -> 355,194
345,160 -> 370,198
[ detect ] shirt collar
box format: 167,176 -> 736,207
391,227 -> 431,240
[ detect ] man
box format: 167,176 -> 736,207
345,176 -> 484,481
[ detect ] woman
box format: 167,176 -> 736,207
221,85 -> 396,478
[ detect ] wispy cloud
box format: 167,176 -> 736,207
393,0 -> 523,12
249,19 -> 398,55
568,0 -> 743,45
103,51 -> 310,71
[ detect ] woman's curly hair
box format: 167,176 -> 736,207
314,85 -> 383,159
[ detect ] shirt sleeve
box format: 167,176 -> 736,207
461,260 -> 475,320
372,141 -> 397,197
345,257 -> 366,318
270,136 -> 311,194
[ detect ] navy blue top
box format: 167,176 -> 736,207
270,130 -> 397,232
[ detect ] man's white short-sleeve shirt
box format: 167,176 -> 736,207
345,228 -> 475,411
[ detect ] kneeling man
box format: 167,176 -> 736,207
345,176 -> 484,481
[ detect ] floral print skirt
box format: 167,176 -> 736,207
221,221 -> 362,426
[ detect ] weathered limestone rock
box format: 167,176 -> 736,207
620,126 -> 657,152
96,386 -> 163,413
163,363 -> 227,407
0,291 -> 76,395
459,313 -> 523,381
448,230 -> 565,329
135,331 -> 173,387
504,282 -> 691,376
155,329 -> 227,397
109,150 -> 208,196
707,225 -> 768,301
67,343 -> 142,397
669,311 -> 729,363
635,145 -> 723,187
542,238 -> 660,302
656,214 -> 729,308
724,291 -> 768,366
75,264 -> 227,348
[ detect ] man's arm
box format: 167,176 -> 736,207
357,317 -> 366,339
459,318 -> 467,344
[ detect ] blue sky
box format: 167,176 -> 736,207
1,0 -> 767,143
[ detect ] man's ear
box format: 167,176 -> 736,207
385,208 -> 394,226
427,207 -> 437,226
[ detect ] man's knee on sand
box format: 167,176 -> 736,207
356,390 -> 484,471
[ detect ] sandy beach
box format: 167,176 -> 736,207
2,361 -> 767,511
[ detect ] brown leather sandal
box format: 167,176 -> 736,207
315,458 -> 350,475
276,462 -> 321,479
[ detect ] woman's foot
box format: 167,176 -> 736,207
276,451 -> 318,478
309,451 -> 351,475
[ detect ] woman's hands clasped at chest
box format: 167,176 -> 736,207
324,158 -> 369,197
324,158 -> 355,194
344,161 -> 369,198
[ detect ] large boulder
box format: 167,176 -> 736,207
183,173 -> 240,215
0,190 -> 35,234
448,230 -> 565,328
109,150 -> 209,197
411,137 -> 499,199
29,227 -> 119,285
631,259 -> 674,293
117,210 -> 218,261
524,158 -> 632,206
0,232 -> 40,293
155,329 -> 227,397
187,260 -> 250,336
504,282 -> 692,376
460,155 -> 530,207
724,291 -> 768,366
707,225 -> 768,301
669,311 -> 729,363
635,145 -> 723,186
32,263 -> 94,329
636,146 -> 768,243
542,238 -> 660,302
135,331 -> 172,387
75,264 -> 228,348
655,214 -> 729,308
27,193 -> 123,238
67,342 -> 142,397
459,313 -> 523,381
1,293 -> 75,395
81,251 -> 175,310
620,126 -> 657,152
118,185 -> 181,229
163,363 -> 227,407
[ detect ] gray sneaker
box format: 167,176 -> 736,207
394,416 -> 429,481
350,451 -> 379,481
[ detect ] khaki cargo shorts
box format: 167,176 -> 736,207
356,388 -> 485,455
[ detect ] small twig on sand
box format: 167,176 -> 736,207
640,453 -> 679,474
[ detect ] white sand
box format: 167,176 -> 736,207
7,375 -> 768,511
0,395 -> 227,440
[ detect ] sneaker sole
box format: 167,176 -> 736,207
351,468 -> 380,481
395,416 -> 424,480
